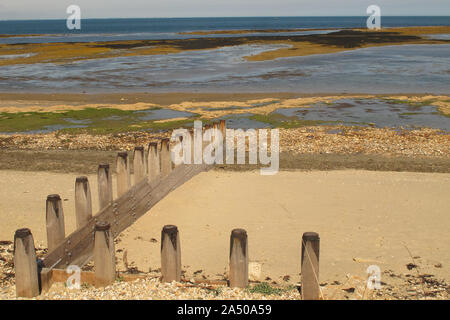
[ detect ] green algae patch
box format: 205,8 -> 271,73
0,107 -> 198,134
60,117 -> 199,135
248,282 -> 297,296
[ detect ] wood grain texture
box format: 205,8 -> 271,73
45,194 -> 65,252
97,164 -> 113,210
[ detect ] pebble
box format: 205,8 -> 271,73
0,126 -> 448,158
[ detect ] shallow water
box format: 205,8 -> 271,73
218,113 -> 271,129
274,99 -> 450,130
200,98 -> 450,130
426,34 -> 450,40
0,44 -> 449,94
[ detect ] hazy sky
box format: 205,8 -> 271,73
1,0 -> 449,20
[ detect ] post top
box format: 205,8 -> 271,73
149,142 -> 158,147
76,176 -> 88,183
95,221 -> 110,231
302,232 -> 320,241
231,228 -> 247,238
230,229 -> 247,258
161,138 -> 170,144
14,228 -> 31,239
162,225 -> 178,234
134,146 -> 144,151
118,151 -> 128,158
98,163 -> 110,169
47,194 -> 61,202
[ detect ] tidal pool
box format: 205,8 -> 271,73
273,99 -> 450,130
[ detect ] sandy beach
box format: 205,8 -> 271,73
0,168 -> 448,298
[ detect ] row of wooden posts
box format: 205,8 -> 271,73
14,224 -> 321,299
13,121 -> 223,298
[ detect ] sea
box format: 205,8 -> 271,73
0,16 -> 449,93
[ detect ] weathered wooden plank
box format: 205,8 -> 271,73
75,176 -> 93,229
160,138 -> 172,177
229,228 -> 249,288
133,146 -> 146,184
116,151 -> 131,197
161,225 -> 181,282
14,228 -> 40,298
148,142 -> 160,181
41,163 -> 210,269
94,222 -> 116,287
301,232 -> 320,300
46,194 -> 65,252
113,164 -> 205,237
98,164 -> 113,210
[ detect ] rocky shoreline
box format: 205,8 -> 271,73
1,126 -> 448,157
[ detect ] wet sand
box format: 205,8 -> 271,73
0,169 -> 448,287
0,150 -> 449,174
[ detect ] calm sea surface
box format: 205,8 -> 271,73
1,17 -> 450,34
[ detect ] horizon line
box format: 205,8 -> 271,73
1,15 -> 449,22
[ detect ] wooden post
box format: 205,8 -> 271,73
189,129 -> 195,164
45,194 -> 65,252
160,138 -> 172,177
161,225 -> 181,282
204,124 -> 211,135
97,164 -> 113,210
219,120 -> 226,137
203,124 -> 211,152
212,122 -> 219,144
94,222 -> 116,287
301,232 -> 320,300
229,228 -> 248,288
148,142 -> 160,181
75,176 -> 92,229
133,146 -> 146,184
219,120 -> 226,152
116,151 -> 131,197
14,228 -> 39,298
175,135 -> 183,167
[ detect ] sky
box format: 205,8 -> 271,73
0,0 -> 449,20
